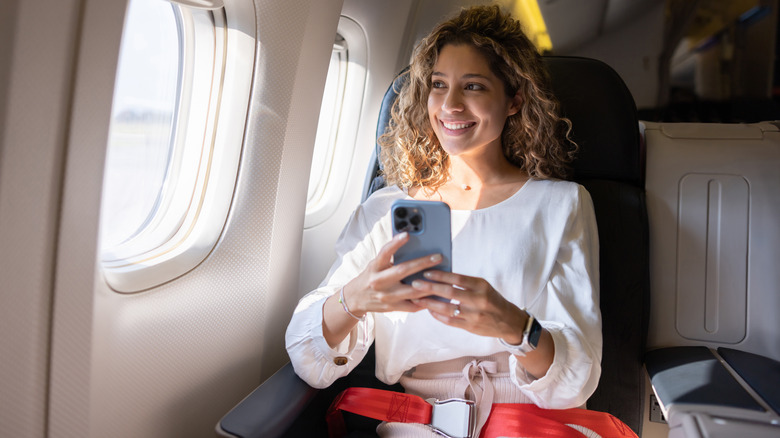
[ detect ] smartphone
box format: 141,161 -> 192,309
390,199 -> 452,287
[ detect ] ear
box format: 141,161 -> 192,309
507,91 -> 523,116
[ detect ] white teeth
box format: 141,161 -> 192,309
443,121 -> 473,130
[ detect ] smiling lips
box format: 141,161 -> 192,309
441,120 -> 476,131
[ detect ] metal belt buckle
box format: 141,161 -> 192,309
427,398 -> 476,438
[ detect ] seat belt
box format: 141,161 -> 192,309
326,387 -> 638,438
481,403 -> 637,438
326,387 -> 435,437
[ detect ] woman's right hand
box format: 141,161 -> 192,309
322,231 -> 444,347
349,231 -> 445,314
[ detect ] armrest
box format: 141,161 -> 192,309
644,346 -> 763,414
645,345 -> 780,436
216,362 -> 319,438
718,347 -> 780,414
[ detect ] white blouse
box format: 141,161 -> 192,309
285,178 -> 602,409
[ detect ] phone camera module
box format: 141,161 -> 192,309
409,214 -> 422,232
394,205 -> 424,233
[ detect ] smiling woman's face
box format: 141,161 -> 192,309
427,43 -> 520,159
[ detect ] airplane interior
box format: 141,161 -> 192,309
1,0 -> 778,437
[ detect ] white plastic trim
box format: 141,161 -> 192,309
166,0 -> 225,10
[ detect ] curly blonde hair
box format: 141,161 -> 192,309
379,5 -> 577,190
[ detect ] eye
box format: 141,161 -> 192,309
431,80 -> 446,89
465,83 -> 485,91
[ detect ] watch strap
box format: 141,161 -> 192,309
499,310 -> 542,356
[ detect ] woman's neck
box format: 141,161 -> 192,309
447,153 -> 522,189
411,154 -> 529,210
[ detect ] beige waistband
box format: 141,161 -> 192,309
400,352 -> 528,402
398,352 -> 532,436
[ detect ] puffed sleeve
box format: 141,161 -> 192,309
285,203 -> 382,388
510,184 -> 602,408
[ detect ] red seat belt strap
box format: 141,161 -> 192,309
327,387 -> 638,438
483,406 -> 589,438
326,387 -> 433,437
483,404 -> 638,438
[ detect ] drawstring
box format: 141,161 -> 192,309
459,359 -> 497,436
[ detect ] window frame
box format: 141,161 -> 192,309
100,0 -> 254,293
304,16 -> 368,228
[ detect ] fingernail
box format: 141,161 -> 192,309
396,232 -> 408,240
412,280 -> 423,289
430,254 -> 441,262
423,271 -> 434,278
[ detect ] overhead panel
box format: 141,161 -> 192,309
523,0 -> 663,53
533,0 -> 605,52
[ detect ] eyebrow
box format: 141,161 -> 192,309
431,71 -> 493,81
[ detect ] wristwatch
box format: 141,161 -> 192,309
500,310 -> 542,356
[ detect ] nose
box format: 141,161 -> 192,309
442,88 -> 464,113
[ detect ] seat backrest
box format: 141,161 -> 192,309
368,56 -> 649,435
548,57 -> 649,436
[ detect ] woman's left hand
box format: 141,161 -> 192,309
411,271 -> 527,343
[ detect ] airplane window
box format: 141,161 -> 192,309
307,35 -> 348,207
304,17 -> 367,228
100,0 -> 253,292
101,0 -> 180,250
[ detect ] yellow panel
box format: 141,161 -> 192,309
511,0 -> 553,53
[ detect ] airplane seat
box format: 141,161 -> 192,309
217,56 -> 649,437
363,66 -> 408,199
541,56 -> 649,436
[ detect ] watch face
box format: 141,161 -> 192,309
527,317 -> 542,348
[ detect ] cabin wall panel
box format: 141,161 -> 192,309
47,0 -> 125,436
0,0 -> 82,436
46,0 -> 342,437
0,0 -> 19,144
87,0 -> 341,436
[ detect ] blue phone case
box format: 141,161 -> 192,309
390,199 -> 452,286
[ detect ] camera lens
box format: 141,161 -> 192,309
409,215 -> 421,226
396,220 -> 408,231
395,207 -> 407,218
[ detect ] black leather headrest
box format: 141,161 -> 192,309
543,56 -> 642,187
373,56 -> 642,189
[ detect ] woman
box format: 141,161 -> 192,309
287,5 -> 606,437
